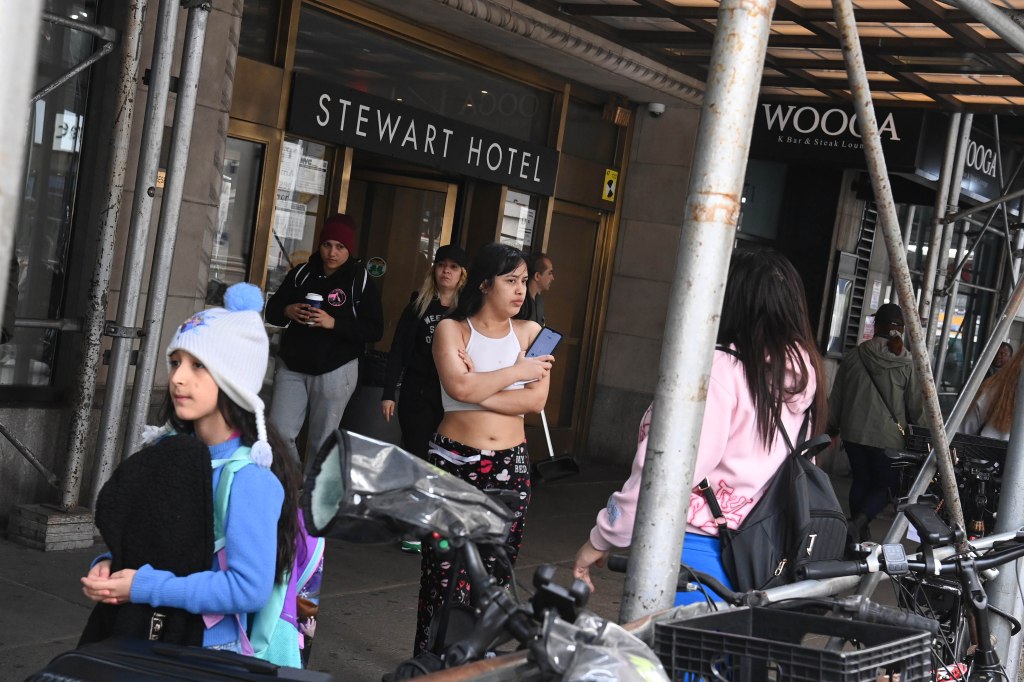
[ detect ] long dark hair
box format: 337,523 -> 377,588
716,249 -> 828,445
160,394 -> 300,580
449,243 -> 525,320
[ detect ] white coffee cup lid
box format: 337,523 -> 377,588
305,293 -> 324,301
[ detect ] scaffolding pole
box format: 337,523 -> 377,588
89,0 -> 181,508
988,363 -> 1024,669
918,113 -> 960,326
124,2 -> 211,455
0,3 -> 43,330
934,232 -> 967,382
831,0 -> 968,590
619,0 -> 773,623
926,115 -> 972,360
61,0 -> 149,511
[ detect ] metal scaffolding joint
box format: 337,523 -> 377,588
103,322 -> 144,339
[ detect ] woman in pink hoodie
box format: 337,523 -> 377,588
573,249 -> 828,604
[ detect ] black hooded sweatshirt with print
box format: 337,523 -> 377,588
265,252 -> 383,375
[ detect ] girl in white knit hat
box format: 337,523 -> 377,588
81,283 -> 309,664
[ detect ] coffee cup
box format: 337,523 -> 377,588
304,293 -> 323,325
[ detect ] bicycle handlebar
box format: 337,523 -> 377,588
796,538 -> 1024,582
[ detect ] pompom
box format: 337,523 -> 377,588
250,439 -> 273,468
140,423 -> 173,446
223,282 -> 265,313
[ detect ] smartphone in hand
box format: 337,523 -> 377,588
526,326 -> 563,357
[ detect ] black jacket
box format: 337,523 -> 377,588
382,297 -> 448,402
80,435 -> 214,647
265,253 -> 384,375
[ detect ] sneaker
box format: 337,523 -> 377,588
401,540 -> 422,554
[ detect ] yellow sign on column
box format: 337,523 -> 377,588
603,169 -> 618,202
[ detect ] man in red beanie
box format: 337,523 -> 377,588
265,213 -> 383,468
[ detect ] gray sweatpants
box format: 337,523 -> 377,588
268,359 -> 359,468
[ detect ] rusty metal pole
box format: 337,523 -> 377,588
60,3 -> 151,510
89,0 -> 180,508
619,0 -> 774,623
831,0 -> 967,576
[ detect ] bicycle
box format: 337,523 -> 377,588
796,500 -> 1024,681
301,429 -> 670,682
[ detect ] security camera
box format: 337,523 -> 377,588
647,102 -> 666,118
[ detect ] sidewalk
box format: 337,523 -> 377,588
0,463 -> 631,681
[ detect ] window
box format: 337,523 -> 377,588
5,1 -> 101,386
265,137 -> 332,296
207,137 -> 264,305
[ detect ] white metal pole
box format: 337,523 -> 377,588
124,3 -> 211,454
619,0 -> 774,623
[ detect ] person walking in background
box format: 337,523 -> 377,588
986,341 -> 1014,378
963,343 -> 1024,440
80,283 -> 304,664
381,244 -> 468,458
381,244 -> 468,555
413,243 -> 554,655
828,303 -> 925,542
515,252 -> 554,325
265,214 -> 383,468
573,249 -> 827,604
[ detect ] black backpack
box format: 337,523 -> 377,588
698,412 -> 849,592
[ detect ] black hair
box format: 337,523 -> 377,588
526,252 -> 551,279
716,248 -> 828,445
873,303 -> 905,327
999,341 -> 1014,355
449,242 -> 526,320
159,393 -> 300,580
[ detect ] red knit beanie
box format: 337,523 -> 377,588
320,214 -> 357,253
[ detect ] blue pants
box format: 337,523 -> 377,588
676,533 -> 734,606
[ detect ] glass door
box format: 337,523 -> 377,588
344,172 -> 457,351
525,201 -> 603,458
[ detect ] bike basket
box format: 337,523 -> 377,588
904,426 -> 1007,462
653,607 -> 933,682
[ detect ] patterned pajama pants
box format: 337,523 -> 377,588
413,433 -> 532,656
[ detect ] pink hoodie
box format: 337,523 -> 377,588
589,347 -> 817,551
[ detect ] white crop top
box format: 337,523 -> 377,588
440,319 -> 524,412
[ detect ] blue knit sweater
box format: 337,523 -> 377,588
130,437 -> 284,647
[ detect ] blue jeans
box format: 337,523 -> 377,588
676,533 -> 734,606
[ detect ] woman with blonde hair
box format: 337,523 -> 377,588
381,244 -> 469,460
963,343 -> 1024,440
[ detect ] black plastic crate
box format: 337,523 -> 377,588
905,425 -> 1007,463
654,607 -> 933,682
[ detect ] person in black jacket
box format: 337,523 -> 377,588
380,244 -> 468,459
265,214 -> 384,467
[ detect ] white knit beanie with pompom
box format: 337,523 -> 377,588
165,282 -> 274,467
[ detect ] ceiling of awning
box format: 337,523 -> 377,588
520,0 -> 1024,114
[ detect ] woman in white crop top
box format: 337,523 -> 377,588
412,243 -> 555,656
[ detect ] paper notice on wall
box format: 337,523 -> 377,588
870,280 -> 882,311
273,198 -> 307,240
518,207 -> 535,244
296,155 -> 328,195
277,141 -> 301,193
